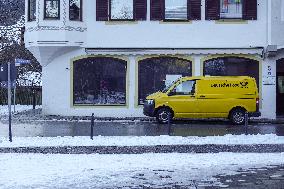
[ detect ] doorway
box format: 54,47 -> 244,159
277,59 -> 284,116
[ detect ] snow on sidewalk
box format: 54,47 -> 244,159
0,105 -> 41,115
0,134 -> 284,147
0,153 -> 283,188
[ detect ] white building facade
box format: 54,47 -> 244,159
24,0 -> 284,118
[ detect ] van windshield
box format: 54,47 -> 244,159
162,79 -> 180,93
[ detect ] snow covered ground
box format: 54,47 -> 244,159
0,153 -> 283,188
0,105 -> 41,116
0,134 -> 284,147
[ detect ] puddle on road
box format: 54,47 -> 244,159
0,120 -> 284,137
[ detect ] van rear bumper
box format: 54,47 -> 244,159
248,112 -> 261,117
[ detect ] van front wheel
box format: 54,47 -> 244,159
230,108 -> 245,125
156,108 -> 172,124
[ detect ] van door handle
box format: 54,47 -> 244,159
200,95 -> 206,98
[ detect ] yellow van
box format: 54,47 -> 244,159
143,76 -> 261,125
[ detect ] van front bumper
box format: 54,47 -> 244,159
249,112 -> 261,117
143,103 -> 155,117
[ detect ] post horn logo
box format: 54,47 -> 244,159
240,81 -> 249,88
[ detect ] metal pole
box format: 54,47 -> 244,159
8,62 -> 12,142
167,112 -> 171,136
244,111 -> 248,135
91,113 -> 94,140
13,83 -> 16,113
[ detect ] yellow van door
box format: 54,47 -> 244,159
167,80 -> 198,118
195,80 -> 230,118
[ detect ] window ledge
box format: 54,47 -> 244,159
215,19 -> 248,24
159,20 -> 192,24
73,104 -> 128,108
104,21 -> 138,25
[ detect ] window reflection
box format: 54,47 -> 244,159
69,0 -> 82,21
165,0 -> 187,20
73,57 -> 127,105
138,57 -> 192,105
111,0 -> 133,20
45,0 -> 60,19
220,0 -> 242,19
28,0 -> 36,21
204,57 -> 259,87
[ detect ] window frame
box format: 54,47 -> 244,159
28,0 -> 37,22
163,0 -> 189,22
109,0 -> 135,21
44,0 -> 61,20
69,0 -> 83,21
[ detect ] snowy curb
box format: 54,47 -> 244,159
0,134 -> 284,154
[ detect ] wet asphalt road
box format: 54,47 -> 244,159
0,120 -> 283,137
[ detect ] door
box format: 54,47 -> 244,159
277,72 -> 284,116
167,80 -> 198,118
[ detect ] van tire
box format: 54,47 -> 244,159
230,108 -> 245,125
156,108 -> 172,124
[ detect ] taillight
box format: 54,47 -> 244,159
256,98 -> 259,111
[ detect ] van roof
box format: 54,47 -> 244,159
181,76 -> 255,81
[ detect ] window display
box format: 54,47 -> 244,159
73,57 -> 127,105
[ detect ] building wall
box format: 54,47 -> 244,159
25,0 -> 282,119
85,0 -> 267,48
271,0 -> 284,46
25,0 -> 269,49
41,48 -> 276,119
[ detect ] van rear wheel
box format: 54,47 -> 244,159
230,108 -> 245,125
156,108 -> 172,124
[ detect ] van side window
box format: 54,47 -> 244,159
172,80 -> 196,95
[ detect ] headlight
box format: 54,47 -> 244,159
146,99 -> 154,105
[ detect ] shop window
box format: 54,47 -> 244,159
220,0 -> 242,19
73,57 -> 127,105
28,0 -> 36,21
44,0 -> 60,19
138,57 -> 192,105
165,0 -> 187,20
204,57 -> 259,86
110,0 -> 134,20
69,0 -> 82,21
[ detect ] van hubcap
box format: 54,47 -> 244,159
159,111 -> 169,122
233,112 -> 244,124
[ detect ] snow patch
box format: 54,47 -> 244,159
0,134 -> 283,147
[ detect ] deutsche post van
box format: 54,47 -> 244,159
143,76 -> 261,124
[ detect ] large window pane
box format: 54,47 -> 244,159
69,0 -> 82,21
44,0 -> 60,19
28,0 -> 36,21
138,57 -> 192,105
165,0 -> 187,20
73,57 -> 127,105
220,0 -> 242,19
204,57 -> 259,86
111,0 -> 133,20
